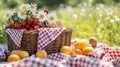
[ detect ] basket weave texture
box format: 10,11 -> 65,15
6,28 -> 72,55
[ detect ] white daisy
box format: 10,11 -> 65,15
28,3 -> 37,11
18,11 -> 27,19
19,4 -> 29,10
37,11 -> 47,22
3,11 -> 13,19
47,13 -> 57,23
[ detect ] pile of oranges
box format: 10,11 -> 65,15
74,39 -> 94,55
60,37 -> 97,55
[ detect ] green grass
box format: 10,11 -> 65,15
0,4 -> 120,46
56,5 -> 120,46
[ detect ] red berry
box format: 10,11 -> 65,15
34,25 -> 39,29
29,28 -> 34,30
21,21 -> 27,27
27,20 -> 32,25
11,25 -> 16,29
44,9 -> 49,14
33,19 -> 38,25
17,24 -> 22,29
25,24 -> 30,29
38,23 -> 43,27
10,20 -> 14,26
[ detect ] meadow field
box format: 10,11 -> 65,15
57,4 -> 120,46
0,2 -> 120,46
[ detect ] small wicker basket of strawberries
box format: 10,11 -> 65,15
4,3 -> 72,55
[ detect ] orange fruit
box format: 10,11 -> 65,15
74,39 -> 89,50
11,50 -> 22,56
82,47 -> 94,55
74,49 -> 82,55
60,46 -> 74,55
7,54 -> 20,62
36,50 -> 48,59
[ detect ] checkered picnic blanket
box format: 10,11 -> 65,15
0,45 -> 10,61
0,43 -> 120,67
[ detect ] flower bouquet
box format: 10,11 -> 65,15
4,3 -> 60,30
4,3 -> 72,55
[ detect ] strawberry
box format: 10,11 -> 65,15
44,9 -> 49,14
34,25 -> 39,29
11,25 -> 16,29
9,20 -> 14,26
17,24 -> 22,29
21,21 -> 27,27
29,28 -> 34,30
27,20 -> 32,25
25,24 -> 30,29
38,23 -> 43,27
33,19 -> 38,25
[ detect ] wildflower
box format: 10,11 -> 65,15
3,11 -> 13,19
19,4 -> 29,10
18,11 -> 27,19
72,14 -> 78,19
28,3 -> 37,11
47,13 -> 57,23
37,11 -> 47,22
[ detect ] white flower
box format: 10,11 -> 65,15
98,20 -> 101,23
3,11 -> 12,19
110,19 -> 114,23
0,35 -> 3,37
28,3 -> 37,11
89,14 -> 92,18
18,11 -> 27,19
99,14 -> 102,17
115,17 -> 120,22
72,14 -> 78,19
0,27 -> 2,30
37,11 -> 47,22
47,13 -> 57,23
81,9 -> 85,12
19,4 -> 29,10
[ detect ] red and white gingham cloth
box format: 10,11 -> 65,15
5,29 -> 25,47
0,57 -> 65,67
0,53 -> 114,67
37,28 -> 64,50
1,43 -> 120,67
0,45 -> 10,61
47,53 -> 69,62
63,55 -> 114,67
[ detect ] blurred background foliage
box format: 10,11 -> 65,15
1,0 -> 120,9
0,0 -> 120,46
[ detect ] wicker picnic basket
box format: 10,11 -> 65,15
6,28 -> 72,55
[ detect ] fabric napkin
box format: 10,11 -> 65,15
37,28 -> 64,50
5,29 -> 25,47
